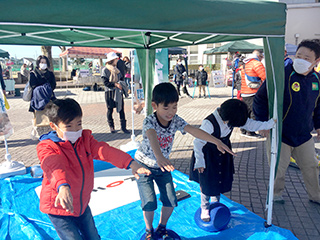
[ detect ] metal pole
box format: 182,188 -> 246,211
130,50 -> 135,141
265,36 -> 279,227
66,54 -> 69,94
59,57 -> 62,90
266,93 -> 278,226
145,48 -> 149,117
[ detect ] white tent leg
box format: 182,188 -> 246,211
145,48 -> 149,117
266,118 -> 277,226
59,57 -> 62,90
265,37 -> 279,227
130,50 -> 135,138
120,50 -> 140,152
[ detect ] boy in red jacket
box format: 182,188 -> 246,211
37,98 -> 150,240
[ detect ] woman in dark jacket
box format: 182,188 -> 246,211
174,58 -> 186,96
101,52 -> 129,134
29,55 -> 56,139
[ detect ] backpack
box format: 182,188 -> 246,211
243,64 -> 261,89
22,80 -> 33,101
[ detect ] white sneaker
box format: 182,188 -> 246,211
201,209 -> 210,222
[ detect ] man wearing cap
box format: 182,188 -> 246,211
101,52 -> 130,134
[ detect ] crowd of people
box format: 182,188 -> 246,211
4,38 -> 319,239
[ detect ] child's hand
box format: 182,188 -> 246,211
55,185 -> 74,213
259,129 -> 270,138
157,156 -> 175,172
195,167 -> 205,173
130,161 -> 151,179
216,140 -> 236,156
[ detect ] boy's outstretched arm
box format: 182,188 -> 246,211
184,125 -> 236,156
129,161 -> 151,179
146,129 -> 175,172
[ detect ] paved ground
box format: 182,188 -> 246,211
1,85 -> 320,240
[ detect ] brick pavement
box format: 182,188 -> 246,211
1,85 -> 320,240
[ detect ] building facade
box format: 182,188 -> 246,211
280,0 -> 320,45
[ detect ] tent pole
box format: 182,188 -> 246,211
59,57 -> 62,90
145,48 -> 149,117
130,50 -> 135,140
264,36 -> 280,227
66,54 -> 69,94
119,50 -> 140,152
266,93 -> 277,226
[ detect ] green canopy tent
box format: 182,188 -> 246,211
203,40 -> 263,55
0,0 -> 286,226
0,49 -> 9,58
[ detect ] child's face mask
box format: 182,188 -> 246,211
294,46 -> 318,75
293,58 -> 312,75
55,124 -> 83,144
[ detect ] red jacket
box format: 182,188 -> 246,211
240,58 -> 266,96
37,130 -> 132,217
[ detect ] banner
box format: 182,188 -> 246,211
0,87 -> 13,138
132,49 -> 169,114
154,48 -> 169,85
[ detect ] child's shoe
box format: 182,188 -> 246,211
145,228 -> 154,240
201,208 -> 211,222
155,225 -> 173,240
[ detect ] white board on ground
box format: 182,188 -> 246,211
35,168 -> 161,216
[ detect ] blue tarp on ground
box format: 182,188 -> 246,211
0,156 -> 298,240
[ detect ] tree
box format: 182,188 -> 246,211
41,46 -> 53,72
59,46 -> 67,72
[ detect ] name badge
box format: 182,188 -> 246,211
312,82 -> 319,91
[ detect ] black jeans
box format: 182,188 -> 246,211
241,95 -> 256,134
242,95 -> 255,119
105,91 -> 126,125
176,80 -> 182,95
107,107 -> 125,122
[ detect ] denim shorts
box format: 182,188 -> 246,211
48,206 -> 100,240
136,163 -> 177,211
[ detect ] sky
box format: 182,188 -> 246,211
0,45 -> 63,59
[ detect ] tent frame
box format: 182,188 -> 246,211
0,0 -> 287,227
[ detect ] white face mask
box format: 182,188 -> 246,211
199,67 -> 204,71
39,63 -> 47,70
293,58 -> 312,74
55,124 -> 83,144
178,62 -> 182,65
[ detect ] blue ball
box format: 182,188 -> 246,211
194,202 -> 231,232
